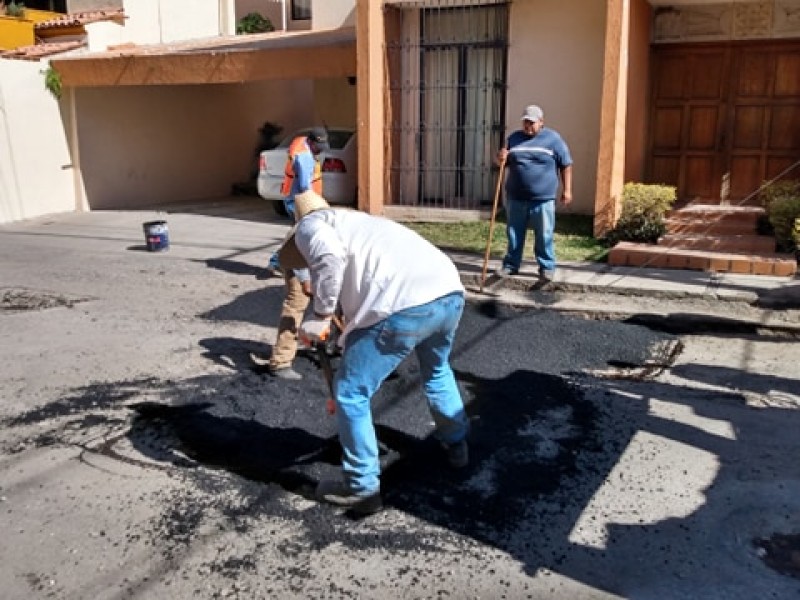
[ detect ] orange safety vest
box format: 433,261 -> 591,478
281,136 -> 323,196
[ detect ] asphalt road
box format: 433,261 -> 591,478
1,202 -> 798,599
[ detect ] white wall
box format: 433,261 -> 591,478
122,0 -> 223,45
69,0 -> 123,10
0,60 -> 77,224
75,80 -> 313,210
159,0 -> 221,42
506,0 -> 606,215
313,0 -> 355,29
85,20 -> 126,52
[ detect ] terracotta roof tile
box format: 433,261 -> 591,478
0,40 -> 86,61
34,8 -> 125,31
0,8 -> 124,61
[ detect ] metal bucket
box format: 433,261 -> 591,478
143,220 -> 169,252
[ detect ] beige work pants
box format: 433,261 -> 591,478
269,273 -> 310,370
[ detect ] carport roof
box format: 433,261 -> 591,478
50,27 -> 356,87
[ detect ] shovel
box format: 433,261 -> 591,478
480,157 -> 506,292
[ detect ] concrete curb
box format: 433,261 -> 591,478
458,272 -> 800,336
460,272 -> 761,303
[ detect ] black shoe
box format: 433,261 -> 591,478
442,439 -> 469,468
538,269 -> 555,282
315,479 -> 383,515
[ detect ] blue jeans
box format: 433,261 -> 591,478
502,196 -> 556,273
268,196 -> 298,270
282,195 -> 296,219
333,292 -> 469,495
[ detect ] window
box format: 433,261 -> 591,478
24,0 -> 67,11
292,0 -> 311,21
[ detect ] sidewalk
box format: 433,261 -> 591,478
446,250 -> 800,330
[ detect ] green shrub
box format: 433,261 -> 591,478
6,2 -> 25,17
236,12 -> 274,34
43,66 -> 62,99
759,179 -> 800,252
604,183 -> 677,245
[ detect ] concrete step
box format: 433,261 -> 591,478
658,233 -> 776,254
608,241 -> 797,277
665,220 -> 762,236
666,204 -> 765,236
667,204 -> 765,220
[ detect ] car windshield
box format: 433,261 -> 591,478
277,129 -> 353,150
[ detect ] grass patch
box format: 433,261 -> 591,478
405,213 -> 608,263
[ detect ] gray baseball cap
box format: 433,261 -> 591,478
521,105 -> 544,122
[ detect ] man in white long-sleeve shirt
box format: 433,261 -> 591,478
278,190 -> 470,515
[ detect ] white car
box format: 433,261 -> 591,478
257,127 -> 357,215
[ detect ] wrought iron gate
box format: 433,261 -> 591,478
385,1 -> 509,210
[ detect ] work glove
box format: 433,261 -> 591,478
299,316 -> 332,345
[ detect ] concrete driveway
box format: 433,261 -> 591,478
1,198 -> 799,599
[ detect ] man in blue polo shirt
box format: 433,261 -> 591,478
496,105 -> 573,281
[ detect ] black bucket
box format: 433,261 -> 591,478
143,220 -> 169,252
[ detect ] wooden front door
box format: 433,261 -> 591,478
648,41 -> 800,206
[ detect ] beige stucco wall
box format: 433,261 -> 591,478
308,2 -> 358,141
506,0 -> 606,216
0,60 -> 77,224
314,77 -> 357,129
74,80 -> 313,210
625,0 -> 653,183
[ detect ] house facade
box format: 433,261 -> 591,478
357,0 -> 800,236
2,0 -> 799,237
0,0 -> 356,223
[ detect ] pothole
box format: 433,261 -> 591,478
1,288 -> 88,312
585,338 -> 684,381
754,532 -> 800,580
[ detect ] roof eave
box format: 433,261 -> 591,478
50,28 -> 357,87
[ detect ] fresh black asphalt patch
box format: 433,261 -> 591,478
1,301 -> 674,542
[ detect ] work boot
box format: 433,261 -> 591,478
315,479 -> 383,515
442,439 -> 469,469
495,265 -> 518,278
268,366 -> 302,380
538,269 -> 555,282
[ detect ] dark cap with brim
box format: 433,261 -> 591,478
308,127 -> 330,152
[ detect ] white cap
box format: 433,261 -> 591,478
521,105 -> 544,122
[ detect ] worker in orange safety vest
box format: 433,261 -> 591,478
280,127 -> 328,215
268,126 -> 329,274
262,126 -> 329,380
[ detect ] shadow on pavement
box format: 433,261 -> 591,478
198,286 -> 283,329
203,258 -> 270,278
6,303 -> 799,597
